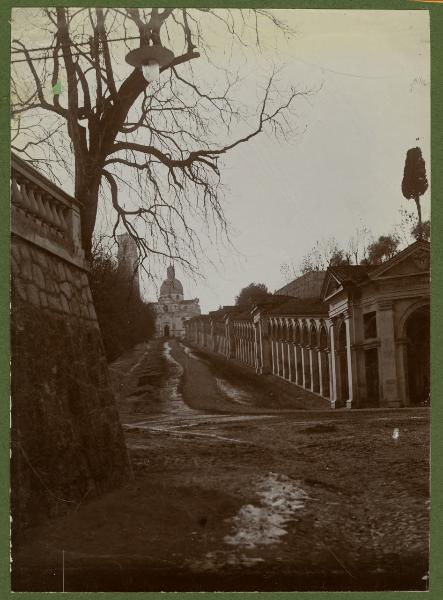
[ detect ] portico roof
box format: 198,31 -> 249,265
264,296 -> 328,317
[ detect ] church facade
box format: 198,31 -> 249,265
152,266 -> 201,338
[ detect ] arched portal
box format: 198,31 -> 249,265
405,305 -> 430,405
164,324 -> 170,337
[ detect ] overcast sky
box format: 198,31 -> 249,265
12,9 -> 431,313
168,9 -> 430,313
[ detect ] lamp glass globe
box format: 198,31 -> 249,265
142,61 -> 160,82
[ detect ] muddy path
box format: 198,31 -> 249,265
12,339 -> 430,592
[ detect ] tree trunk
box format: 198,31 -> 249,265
74,73 -> 148,259
414,195 -> 423,240
76,164 -> 103,260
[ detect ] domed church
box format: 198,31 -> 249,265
152,265 -> 201,338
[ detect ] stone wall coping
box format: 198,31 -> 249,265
12,219 -> 89,272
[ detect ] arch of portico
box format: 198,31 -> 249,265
232,319 -> 255,368
396,299 -> 430,406
265,314 -> 335,405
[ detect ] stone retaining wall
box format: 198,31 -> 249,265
11,156 -> 131,532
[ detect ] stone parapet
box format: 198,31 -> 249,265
11,154 -> 86,269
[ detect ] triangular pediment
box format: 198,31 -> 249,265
321,272 -> 343,300
370,241 -> 430,280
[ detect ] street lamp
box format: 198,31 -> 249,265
125,45 -> 175,83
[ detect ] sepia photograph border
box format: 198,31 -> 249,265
1,0 -> 442,598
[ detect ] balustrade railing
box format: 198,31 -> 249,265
11,154 -> 85,265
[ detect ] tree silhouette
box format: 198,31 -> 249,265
89,237 -> 155,361
364,234 -> 400,265
236,283 -> 270,307
411,219 -> 430,242
11,8 -> 304,271
401,146 -> 428,239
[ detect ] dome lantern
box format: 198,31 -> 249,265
159,265 -> 183,299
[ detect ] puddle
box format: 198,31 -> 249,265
189,473 -> 309,571
224,473 -> 308,549
216,378 -> 253,406
163,341 -> 184,399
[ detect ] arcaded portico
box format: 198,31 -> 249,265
185,241 -> 430,409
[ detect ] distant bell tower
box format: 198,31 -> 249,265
117,233 -> 140,298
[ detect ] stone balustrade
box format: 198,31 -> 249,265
11,154 -> 85,268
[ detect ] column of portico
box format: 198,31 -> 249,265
253,324 -> 258,370
314,346 -> 321,393
290,320 -> 295,381
319,348 -> 330,399
309,346 -> 314,392
301,342 -> 306,388
272,320 -> 278,375
377,301 -> 400,407
395,338 -> 409,406
273,322 -> 278,374
280,320 -> 285,379
275,330 -> 280,376
287,340 -> 292,379
282,320 -> 287,379
271,331 -> 275,374
329,322 -> 338,408
288,323 -> 293,380
294,340 -> 301,385
293,342 -> 298,384
212,325 -> 217,352
304,344 -> 311,389
317,347 -> 323,395
257,318 -> 270,374
295,324 -> 303,385
344,311 -> 354,409
251,325 -> 255,367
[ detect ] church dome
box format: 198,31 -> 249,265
160,265 -> 183,298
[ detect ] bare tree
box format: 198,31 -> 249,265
299,236 -> 348,274
347,226 -> 374,265
11,8 -> 305,276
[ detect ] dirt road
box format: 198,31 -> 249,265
12,339 -> 430,592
